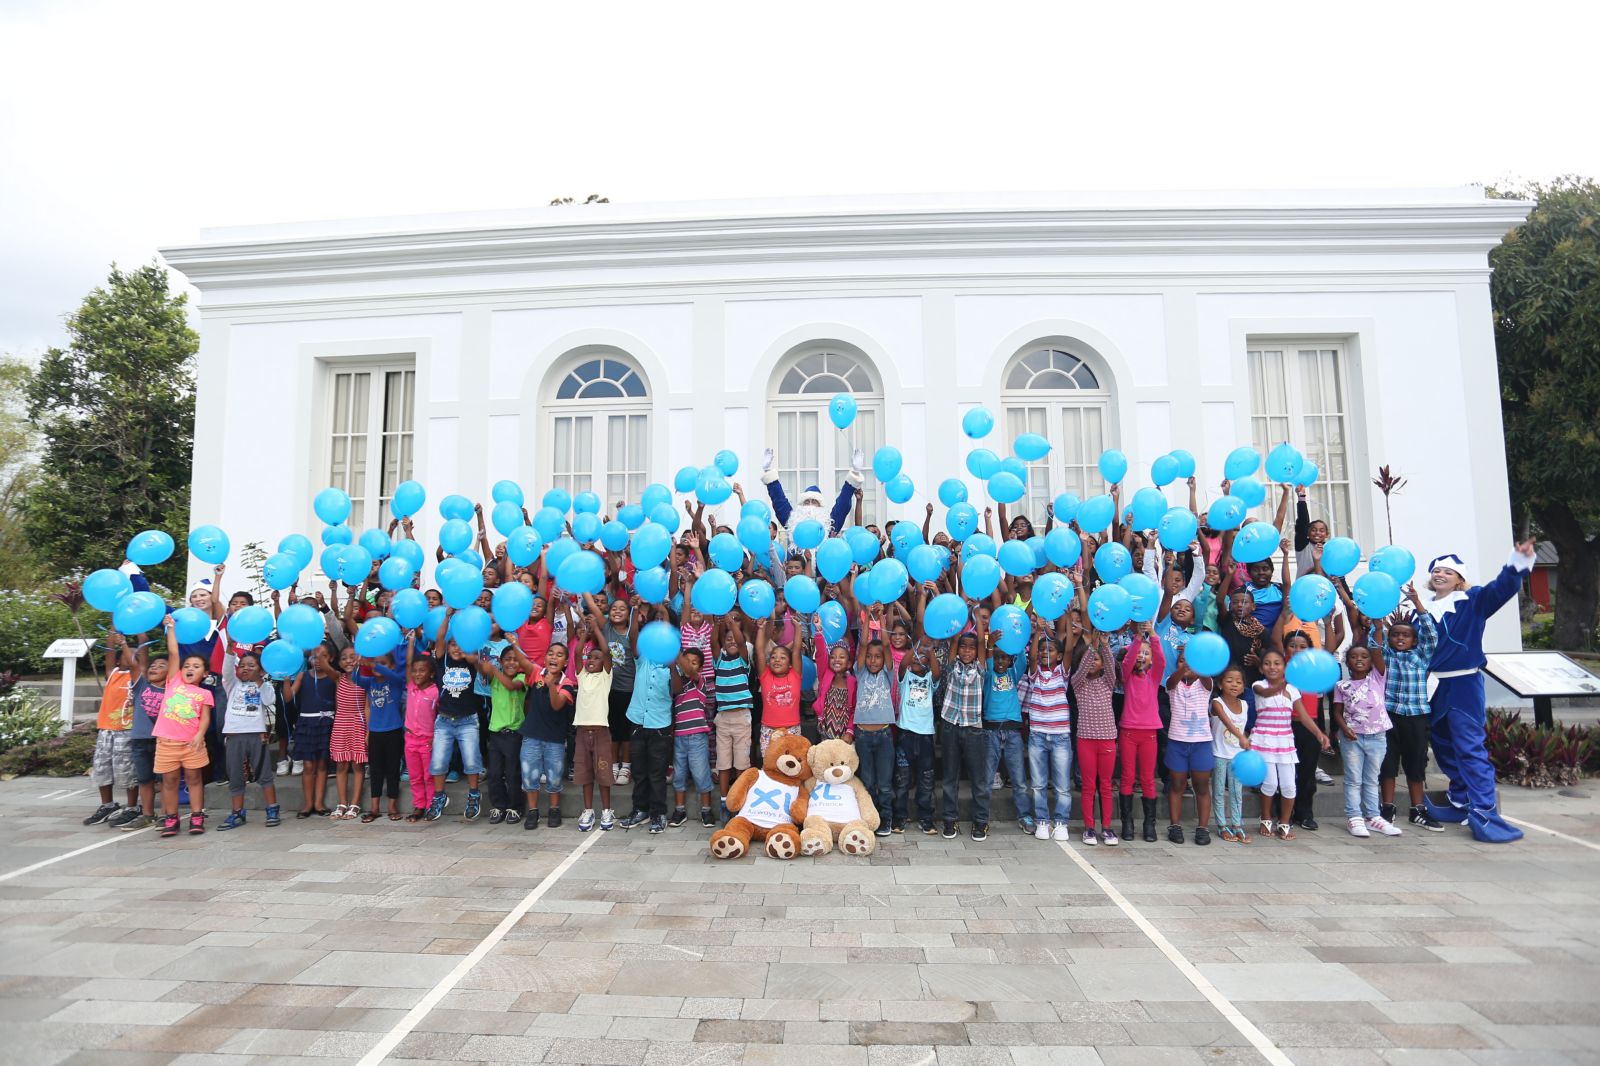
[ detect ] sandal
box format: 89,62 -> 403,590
1235,828 -> 1253,844
296,810 -> 314,819
1275,823 -> 1295,840
388,809 -> 403,821
314,808 -> 333,817
405,807 -> 426,823
360,809 -> 380,824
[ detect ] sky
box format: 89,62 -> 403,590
1,0 -> 1596,359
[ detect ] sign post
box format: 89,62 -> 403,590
41,638 -> 95,733
1482,651 -> 1600,729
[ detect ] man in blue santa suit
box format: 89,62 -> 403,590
759,447 -> 864,544
1420,540 -> 1536,843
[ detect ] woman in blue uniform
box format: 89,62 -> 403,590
1421,541 -> 1535,843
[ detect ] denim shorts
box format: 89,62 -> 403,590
520,737 -> 566,794
429,715 -> 484,777
672,731 -> 714,795
1163,738 -> 1216,774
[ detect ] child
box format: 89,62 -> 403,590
428,608 -> 484,821
815,643 -> 856,742
852,638 -> 897,836
711,616 -> 755,812
477,645 -> 527,825
154,614 -> 215,837
938,622 -> 990,841
329,646 -> 368,820
1251,649 -> 1330,840
118,646 -> 169,831
982,636 -> 1029,833
1073,629 -> 1119,846
895,640 -> 941,834
1282,630 -> 1327,830
602,596 -> 637,785
403,636 -> 439,822
620,605 -> 674,834
286,642 -> 336,818
1119,625 -> 1166,843
1163,650 -> 1213,845
1209,666 -> 1252,843
512,640 -> 573,827
353,652 -> 406,822
571,613 -> 616,831
756,614 -> 805,758
216,647 -> 280,830
1023,629 -> 1072,842
85,632 -> 138,827
1370,598 -> 1441,830
1334,645 -> 1401,837
669,647 -> 717,827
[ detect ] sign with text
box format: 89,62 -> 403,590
1483,652 -> 1600,699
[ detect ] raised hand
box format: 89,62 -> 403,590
761,448 -> 775,472
851,448 -> 865,472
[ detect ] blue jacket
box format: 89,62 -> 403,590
1427,563 -> 1524,673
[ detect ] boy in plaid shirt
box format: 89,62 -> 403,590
938,620 -> 990,842
1368,588 -> 1439,831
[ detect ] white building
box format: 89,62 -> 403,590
161,188 -> 1532,647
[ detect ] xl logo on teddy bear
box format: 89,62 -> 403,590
708,737 -> 880,861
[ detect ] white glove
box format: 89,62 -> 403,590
762,448 -> 775,473
851,448 -> 865,472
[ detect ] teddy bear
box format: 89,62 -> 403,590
709,734 -> 812,860
799,738 -> 879,856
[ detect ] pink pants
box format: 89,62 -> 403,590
1077,738 -> 1117,829
1119,727 -> 1158,798
405,733 -> 434,809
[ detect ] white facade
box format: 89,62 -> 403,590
161,188 -> 1532,648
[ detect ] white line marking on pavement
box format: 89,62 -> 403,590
1505,815 -> 1600,854
0,827 -> 154,883
1055,841 -> 1295,1066
37,790 -> 69,800
355,830 -> 603,1066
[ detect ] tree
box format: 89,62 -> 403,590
1489,178 -> 1600,649
0,356 -> 42,588
22,264 -> 198,588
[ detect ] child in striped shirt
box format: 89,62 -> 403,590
1073,630 -> 1119,846
669,648 -> 717,828
1023,630 -> 1072,841
1163,651 -> 1214,845
711,618 -> 755,810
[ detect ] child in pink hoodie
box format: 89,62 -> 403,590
1118,625 -> 1166,843
403,636 -> 440,822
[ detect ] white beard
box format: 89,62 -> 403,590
779,502 -> 833,549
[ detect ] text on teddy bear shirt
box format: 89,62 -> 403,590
807,780 -> 862,822
742,770 -> 801,829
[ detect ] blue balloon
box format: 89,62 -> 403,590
1320,536 -> 1361,578
320,524 -> 353,548
574,492 -> 601,515
987,471 -> 1025,504
1097,449 -> 1128,485
997,540 -> 1035,577
1352,571 -> 1402,618
829,392 -> 857,429
439,519 -> 474,556
630,523 -> 671,569
739,579 -> 774,618
354,616 -> 402,658
691,569 -> 737,615
392,480 -> 426,518
1030,573 -> 1071,621
1120,573 -> 1161,623
1223,446 -> 1261,481
991,604 -> 1031,655
1294,461 -> 1320,488
338,546 -> 374,586
871,446 -> 903,482
490,501 -> 523,537
1266,442 -> 1304,484
439,494 -> 474,522
906,544 -> 942,584
713,449 -> 739,478
938,479 -> 968,507
705,532 -> 741,572
635,565 -> 670,604
792,519 -> 826,551
1044,527 -> 1082,567
378,555 -> 415,592
640,483 -> 671,513
1369,545 -> 1416,584
228,605 -> 274,645
313,487 -> 352,526
261,639 -> 305,680
188,524 -> 230,565
1151,454 -> 1181,488
890,521 -> 923,556
741,499 -> 772,524
490,582 -> 534,632
818,600 -> 848,643
572,512 -> 602,544
1285,648 -> 1340,694
171,607 -> 211,645
962,554 -> 1002,599
674,465 -> 699,493
617,504 -> 646,530
885,474 -> 915,505
542,488 -> 573,514
355,528 -> 389,561
424,605 -> 448,642
784,574 -> 822,614
458,549 -> 484,570
815,538 -> 853,583
696,468 -> 733,505
127,529 -> 175,567
1087,584 -> 1133,632
941,502 -> 977,542
924,593 -> 969,640
845,526 -> 879,567
1013,433 -> 1051,462
391,538 -> 425,570
277,603 -> 325,649
962,407 -> 994,439
505,527 -> 542,567
319,544 -> 345,580
1052,493 -> 1081,525
437,558 -> 484,609
1231,522 -> 1280,565
1158,507 -> 1199,552
489,480 -> 523,507
598,520 -> 630,553
556,551 -> 606,597
1233,749 -> 1267,788
997,457 -> 1029,485
962,532 -> 998,561
278,533 -> 315,569
529,507 -> 564,543
639,620 -> 682,664
449,606 -> 493,652
1184,632 -> 1230,676
1129,488 -> 1168,531
83,568 -> 132,611
966,448 -> 1001,480
737,515 -> 771,556
649,503 -> 680,533
1231,475 -> 1267,509
1206,496 -> 1247,532
544,536 -> 580,578
870,558 -> 909,603
1289,575 -> 1336,623
1094,542 -> 1132,583
1076,494 -> 1115,533
1170,449 -> 1197,479
111,591 -> 167,635
390,589 -> 428,631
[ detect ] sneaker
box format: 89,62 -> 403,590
276,759 -> 291,777
1034,821 -> 1051,840
1367,816 -> 1403,837
1019,816 -> 1036,835
648,815 -> 666,834
1194,826 -> 1211,846
1100,828 -> 1119,846
578,809 -> 596,832
1051,823 -> 1071,842
1347,816 -> 1371,837
941,820 -> 957,839
891,821 -> 905,834
504,810 -> 523,828
463,790 -> 482,820
701,808 -> 717,828
615,765 -> 632,785
264,805 -> 281,827
1380,802 -> 1398,823
874,824 -> 892,837
1315,767 -> 1334,785
120,813 -> 153,831
971,823 -> 989,841
83,802 -> 121,826
523,809 -> 539,829
488,808 -> 505,825
599,808 -> 615,831
217,810 -> 247,832
619,809 -> 650,829
291,760 -> 304,775
547,808 -> 562,829
159,814 -> 180,837
1167,824 -> 1185,844
920,821 -> 936,835
1298,816 -> 1319,832
188,811 -> 206,835
108,805 -> 142,828
668,807 -> 688,828
991,773 -> 1004,790
1409,805 -> 1445,832
1081,828 -> 1098,845
426,794 -> 449,821
610,763 -> 620,783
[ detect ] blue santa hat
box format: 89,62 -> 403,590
800,485 -> 825,505
1428,553 -> 1470,584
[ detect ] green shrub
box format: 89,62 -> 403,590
0,723 -> 95,778
0,686 -> 66,755
1485,709 -> 1598,787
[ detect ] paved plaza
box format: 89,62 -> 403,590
1,776 -> 1599,1066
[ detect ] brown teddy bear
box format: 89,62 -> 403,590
799,738 -> 879,856
709,734 -> 812,860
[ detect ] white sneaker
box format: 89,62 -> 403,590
599,808 -> 615,831
610,763 -> 620,783
992,773 -> 1004,790
578,808 -> 596,832
1367,816 -> 1403,837
1315,768 -> 1334,785
615,765 -> 632,785
1033,821 -> 1050,840
291,761 -> 304,775
1347,817 -> 1370,838
275,759 -> 291,777
1051,822 -> 1072,841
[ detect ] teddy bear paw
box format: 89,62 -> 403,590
766,834 -> 799,860
709,834 -> 746,860
801,835 -> 829,856
840,828 -> 873,855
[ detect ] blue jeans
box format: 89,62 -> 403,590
1341,731 -> 1385,819
1212,755 -> 1244,830
671,732 -> 713,795
895,731 -> 936,826
519,737 -> 566,794
1026,730 -> 1073,824
985,726 -> 1027,815
941,722 -> 991,825
853,728 -> 895,825
429,715 -> 483,777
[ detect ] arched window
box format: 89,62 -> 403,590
768,347 -> 884,522
1002,347 -> 1113,520
545,353 -> 650,506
